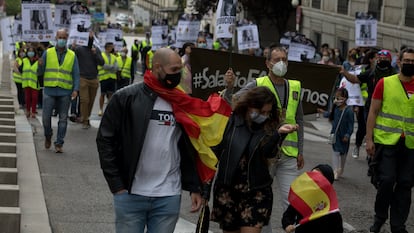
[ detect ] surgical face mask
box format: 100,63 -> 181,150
401,63 -> 414,77
249,111 -> 268,124
27,51 -> 35,58
197,43 -> 207,48
271,61 -> 288,77
159,67 -> 181,89
57,39 -> 67,48
322,56 -> 330,62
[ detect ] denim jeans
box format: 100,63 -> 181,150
42,93 -> 71,146
113,193 -> 181,233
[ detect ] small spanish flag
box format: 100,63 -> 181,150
144,71 -> 232,183
288,171 -> 340,226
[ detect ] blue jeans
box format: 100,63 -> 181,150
42,93 -> 71,146
113,193 -> 181,233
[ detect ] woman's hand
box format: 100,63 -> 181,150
278,124 -> 299,134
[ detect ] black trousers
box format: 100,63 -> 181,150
374,138 -> 414,232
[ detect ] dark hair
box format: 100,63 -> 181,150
361,49 -> 378,65
329,87 -> 348,121
399,47 -> 414,61
233,86 -> 280,133
179,42 -> 194,57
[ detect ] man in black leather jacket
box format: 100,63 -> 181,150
96,48 -> 203,233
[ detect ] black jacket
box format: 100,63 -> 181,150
96,82 -> 201,194
213,114 -> 285,190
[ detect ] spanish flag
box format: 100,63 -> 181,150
288,171 -> 340,226
144,71 -> 232,183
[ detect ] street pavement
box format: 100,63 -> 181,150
3,40 -> 413,233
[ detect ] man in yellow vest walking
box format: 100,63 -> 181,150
97,42 -> 118,116
234,46 -> 304,233
366,48 -> 414,233
116,47 -> 133,89
38,28 -> 80,153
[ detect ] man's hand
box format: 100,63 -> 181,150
297,154 -> 304,170
114,189 -> 127,195
190,192 -> 202,213
366,139 -> 375,158
71,91 -> 78,100
38,58 -> 43,66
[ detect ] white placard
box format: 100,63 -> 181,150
214,0 -> 237,38
21,2 -> 54,42
236,24 -> 259,50
54,4 -> 71,30
68,14 -> 92,46
175,17 -> 200,47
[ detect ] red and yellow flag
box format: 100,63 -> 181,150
144,71 -> 232,183
288,171 -> 339,226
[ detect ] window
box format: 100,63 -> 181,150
338,40 -> 348,60
312,0 -> 321,9
337,0 -> 349,15
368,0 -> 382,20
312,31 -> 321,50
406,1 -> 414,27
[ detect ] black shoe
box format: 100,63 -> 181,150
69,114 -> 77,122
370,221 -> 384,233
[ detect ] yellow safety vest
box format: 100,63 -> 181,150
140,39 -> 152,48
132,44 -> 139,52
146,50 -> 154,70
98,52 -> 117,81
21,58 -> 40,90
117,56 -> 132,79
44,48 -> 75,90
373,74 -> 414,148
13,57 -> 23,84
257,76 -> 301,157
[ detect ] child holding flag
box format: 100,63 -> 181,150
282,164 -> 343,233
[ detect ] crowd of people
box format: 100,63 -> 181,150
12,27 -> 414,233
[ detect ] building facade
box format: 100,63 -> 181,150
300,0 -> 414,54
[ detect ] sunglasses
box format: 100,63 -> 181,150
378,51 -> 390,56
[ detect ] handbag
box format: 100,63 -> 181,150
327,107 -> 347,144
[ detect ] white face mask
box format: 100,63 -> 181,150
250,111 -> 268,124
272,61 -> 288,77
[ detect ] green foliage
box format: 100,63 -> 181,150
5,0 -> 21,16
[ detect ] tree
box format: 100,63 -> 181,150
5,0 -> 21,16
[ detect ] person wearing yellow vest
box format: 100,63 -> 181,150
37,29 -> 80,153
365,48 -> 414,233
139,32 -> 152,73
116,47 -> 133,90
233,46 -> 304,233
21,46 -> 40,118
130,39 -> 140,83
145,49 -> 155,72
13,47 -> 26,109
97,42 -> 118,116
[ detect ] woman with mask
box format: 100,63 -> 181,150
21,46 -> 40,118
211,86 -> 298,233
13,47 -> 26,109
329,87 -> 354,180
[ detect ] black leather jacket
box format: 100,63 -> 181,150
213,114 -> 285,190
96,82 -> 201,194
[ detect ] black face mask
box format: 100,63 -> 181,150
376,60 -> 391,70
401,63 -> 414,77
159,71 -> 181,89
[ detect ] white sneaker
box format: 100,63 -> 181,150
352,146 -> 360,159
98,109 -> 103,117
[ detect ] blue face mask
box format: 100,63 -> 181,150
57,39 -> 67,48
197,43 -> 207,48
27,51 -> 35,57
250,111 -> 268,124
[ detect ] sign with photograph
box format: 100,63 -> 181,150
151,19 -> 168,50
68,14 -> 91,46
214,0 -> 237,38
21,1 -> 54,42
54,3 -> 71,30
355,12 -> 377,47
236,24 -> 259,50
175,14 -> 201,47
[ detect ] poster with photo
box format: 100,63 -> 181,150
54,4 -> 71,29
21,1 -> 54,42
214,0 -> 236,38
105,28 -> 124,52
0,17 -> 16,53
355,12 -> 377,47
339,65 -> 365,106
68,14 -> 91,46
175,14 -> 201,47
151,19 -> 168,50
13,19 -> 23,42
236,24 -> 259,50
